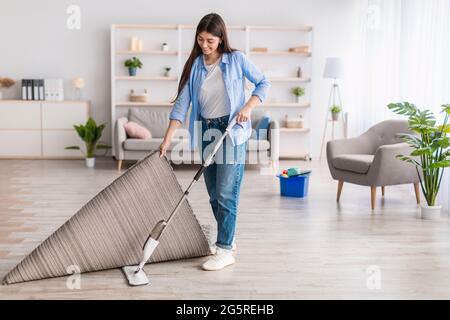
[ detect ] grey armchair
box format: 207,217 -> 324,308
326,120 -> 420,209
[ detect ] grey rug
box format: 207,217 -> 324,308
3,151 -> 210,285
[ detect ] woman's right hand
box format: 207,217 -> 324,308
159,139 -> 171,158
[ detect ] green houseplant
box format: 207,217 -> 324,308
124,57 -> 143,76
65,117 -> 111,168
388,102 -> 450,219
330,105 -> 342,121
291,87 -> 305,103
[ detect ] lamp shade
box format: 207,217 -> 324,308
323,57 -> 342,79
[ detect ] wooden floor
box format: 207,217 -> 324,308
1,157 -> 450,299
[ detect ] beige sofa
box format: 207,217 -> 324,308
114,108 -> 279,170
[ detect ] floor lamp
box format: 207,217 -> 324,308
319,57 -> 346,160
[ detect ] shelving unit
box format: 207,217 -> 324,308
110,23 -> 313,158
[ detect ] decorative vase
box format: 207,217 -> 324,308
161,43 -> 169,51
86,157 -> 95,168
420,204 -> 441,220
128,67 -> 137,76
332,112 -> 339,121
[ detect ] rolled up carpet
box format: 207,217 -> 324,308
3,151 -> 210,285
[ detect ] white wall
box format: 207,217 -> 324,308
0,0 -> 361,158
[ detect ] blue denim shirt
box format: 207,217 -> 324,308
169,51 -> 271,151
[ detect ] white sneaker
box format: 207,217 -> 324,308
209,240 -> 236,255
202,247 -> 235,271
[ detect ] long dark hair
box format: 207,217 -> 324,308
172,13 -> 236,102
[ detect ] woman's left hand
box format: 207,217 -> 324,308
236,105 -> 252,124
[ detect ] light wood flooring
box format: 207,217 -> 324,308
1,157 -> 450,299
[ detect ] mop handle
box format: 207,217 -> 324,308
197,115 -> 238,173
162,116 -> 239,231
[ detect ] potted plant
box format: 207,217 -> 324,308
330,105 -> 342,121
164,67 -> 171,77
291,87 -> 305,103
65,117 -> 111,168
388,102 -> 450,220
124,57 -> 143,76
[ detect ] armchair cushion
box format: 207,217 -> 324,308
247,138 -> 270,151
333,154 -> 374,174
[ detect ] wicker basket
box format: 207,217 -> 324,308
129,89 -> 148,103
284,115 -> 304,128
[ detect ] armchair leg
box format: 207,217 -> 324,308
414,182 -> 420,204
381,186 -> 385,196
117,160 -> 123,171
336,180 -> 344,202
370,186 -> 376,210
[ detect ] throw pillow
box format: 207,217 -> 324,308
251,116 -> 271,140
124,121 -> 152,139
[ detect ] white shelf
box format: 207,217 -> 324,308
249,51 -> 311,57
280,153 -> 311,160
268,77 -> 311,82
116,50 -> 178,56
115,24 -> 179,30
248,25 -> 312,32
112,24 -> 314,32
279,128 -> 310,133
262,102 -> 310,108
179,24 -> 246,31
115,76 -> 178,81
116,102 -> 173,107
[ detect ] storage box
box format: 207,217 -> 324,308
277,173 -> 310,197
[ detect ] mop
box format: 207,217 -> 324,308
123,116 -> 239,286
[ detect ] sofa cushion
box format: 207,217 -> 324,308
124,138 -> 190,152
124,138 -> 269,153
128,109 -> 170,138
247,139 -> 270,151
332,154 -> 374,174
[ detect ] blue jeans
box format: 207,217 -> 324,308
200,115 -> 246,250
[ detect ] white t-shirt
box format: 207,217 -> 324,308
199,56 -> 229,119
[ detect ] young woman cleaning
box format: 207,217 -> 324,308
159,13 -> 270,271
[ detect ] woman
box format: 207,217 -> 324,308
159,13 -> 270,271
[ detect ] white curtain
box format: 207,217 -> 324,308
347,0 -> 450,211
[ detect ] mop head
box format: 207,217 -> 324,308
2,151 -> 210,285
122,266 -> 149,286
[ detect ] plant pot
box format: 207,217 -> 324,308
128,67 -> 137,76
86,157 -> 95,168
331,112 -> 340,121
420,204 -> 441,220
296,96 -> 302,104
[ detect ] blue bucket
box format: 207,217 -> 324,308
277,174 -> 310,198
